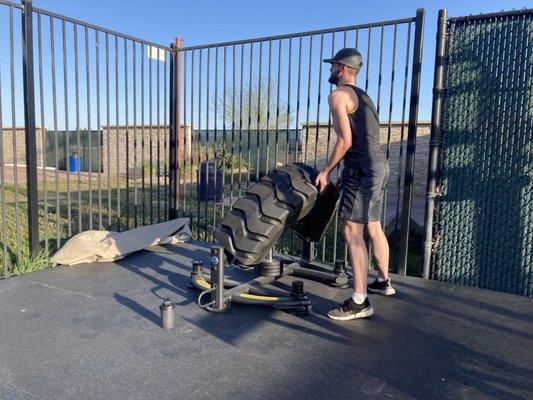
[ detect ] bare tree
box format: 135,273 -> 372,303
212,78 -> 294,130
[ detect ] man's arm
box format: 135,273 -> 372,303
315,90 -> 355,193
323,90 -> 353,173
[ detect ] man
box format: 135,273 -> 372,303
315,48 -> 396,321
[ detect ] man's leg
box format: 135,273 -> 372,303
367,221 -> 396,295
343,220 -> 368,297
327,219 -> 374,320
366,221 -> 389,280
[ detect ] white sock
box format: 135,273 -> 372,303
377,276 -> 387,283
351,292 -> 367,304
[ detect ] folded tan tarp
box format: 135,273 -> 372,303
51,218 -> 192,266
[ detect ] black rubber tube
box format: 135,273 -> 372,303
288,266 -> 349,286
299,259 -> 340,274
232,295 -> 310,308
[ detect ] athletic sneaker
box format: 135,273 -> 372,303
367,278 -> 396,296
327,297 -> 374,320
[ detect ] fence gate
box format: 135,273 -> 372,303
425,9 -> 533,296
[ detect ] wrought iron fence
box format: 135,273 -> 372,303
0,0 -> 171,274
173,10 -> 425,272
2,0 -> 531,298
1,0 -> 427,279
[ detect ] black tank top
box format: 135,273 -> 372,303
342,85 -> 386,168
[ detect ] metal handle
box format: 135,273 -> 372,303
210,246 -> 229,311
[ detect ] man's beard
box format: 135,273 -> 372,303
328,72 -> 339,85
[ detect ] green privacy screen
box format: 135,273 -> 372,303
432,10 -> 532,296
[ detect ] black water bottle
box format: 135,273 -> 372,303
159,297 -> 175,330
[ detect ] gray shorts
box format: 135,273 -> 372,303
338,162 -> 389,223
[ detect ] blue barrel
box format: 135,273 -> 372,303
68,154 -> 83,172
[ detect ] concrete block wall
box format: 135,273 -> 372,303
2,123 -> 429,199
101,124 -> 192,177
1,127 -> 46,168
300,121 -> 431,198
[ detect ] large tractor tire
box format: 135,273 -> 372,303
214,163 -> 318,266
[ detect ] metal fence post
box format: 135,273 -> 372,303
169,42 -> 176,218
169,37 -> 183,219
176,38 -> 183,218
21,0 -> 40,256
398,8 -> 424,276
422,9 -> 447,279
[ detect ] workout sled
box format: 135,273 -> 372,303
188,163 -> 347,315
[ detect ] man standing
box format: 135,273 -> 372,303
315,48 -> 396,321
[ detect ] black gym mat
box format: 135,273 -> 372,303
0,240 -> 531,400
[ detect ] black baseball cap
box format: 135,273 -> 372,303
323,48 -> 363,69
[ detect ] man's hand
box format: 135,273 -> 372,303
315,170 -> 330,194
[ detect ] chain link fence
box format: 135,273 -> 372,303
431,9 -> 532,296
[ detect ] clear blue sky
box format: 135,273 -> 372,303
35,0 -> 530,49
33,0 -> 531,122
1,0 -> 530,129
